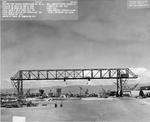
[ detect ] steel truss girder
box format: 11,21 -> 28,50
10,68 -> 138,96
11,68 -> 137,81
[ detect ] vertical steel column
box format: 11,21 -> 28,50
38,71 -> 40,79
82,70 -> 84,78
18,70 -> 23,96
46,70 -> 48,79
91,70 -> 93,78
109,69 -> 111,78
20,80 -> 23,95
100,69 -> 102,78
56,70 -> 57,79
17,80 -> 20,95
116,69 -> 120,97
73,70 -> 75,78
120,78 -> 123,97
116,78 -> 119,97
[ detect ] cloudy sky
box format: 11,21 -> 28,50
1,0 -> 150,89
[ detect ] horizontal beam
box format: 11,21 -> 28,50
11,68 -> 138,81
14,68 -> 131,72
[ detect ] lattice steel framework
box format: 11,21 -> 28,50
10,68 -> 138,97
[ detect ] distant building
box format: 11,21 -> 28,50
48,90 -> 53,97
140,86 -> 150,96
48,92 -> 53,97
140,86 -> 150,90
56,88 -> 62,97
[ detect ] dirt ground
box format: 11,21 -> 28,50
1,97 -> 150,122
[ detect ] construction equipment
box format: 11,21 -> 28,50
101,88 -> 109,98
79,87 -> 89,97
25,89 -> 31,97
130,84 -> 139,91
113,82 -> 139,96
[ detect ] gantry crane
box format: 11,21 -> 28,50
10,68 -> 138,97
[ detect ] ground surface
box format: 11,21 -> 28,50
1,97 -> 150,122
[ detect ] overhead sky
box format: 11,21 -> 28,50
1,0 -> 150,89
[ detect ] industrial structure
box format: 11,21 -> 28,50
10,68 -> 138,97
